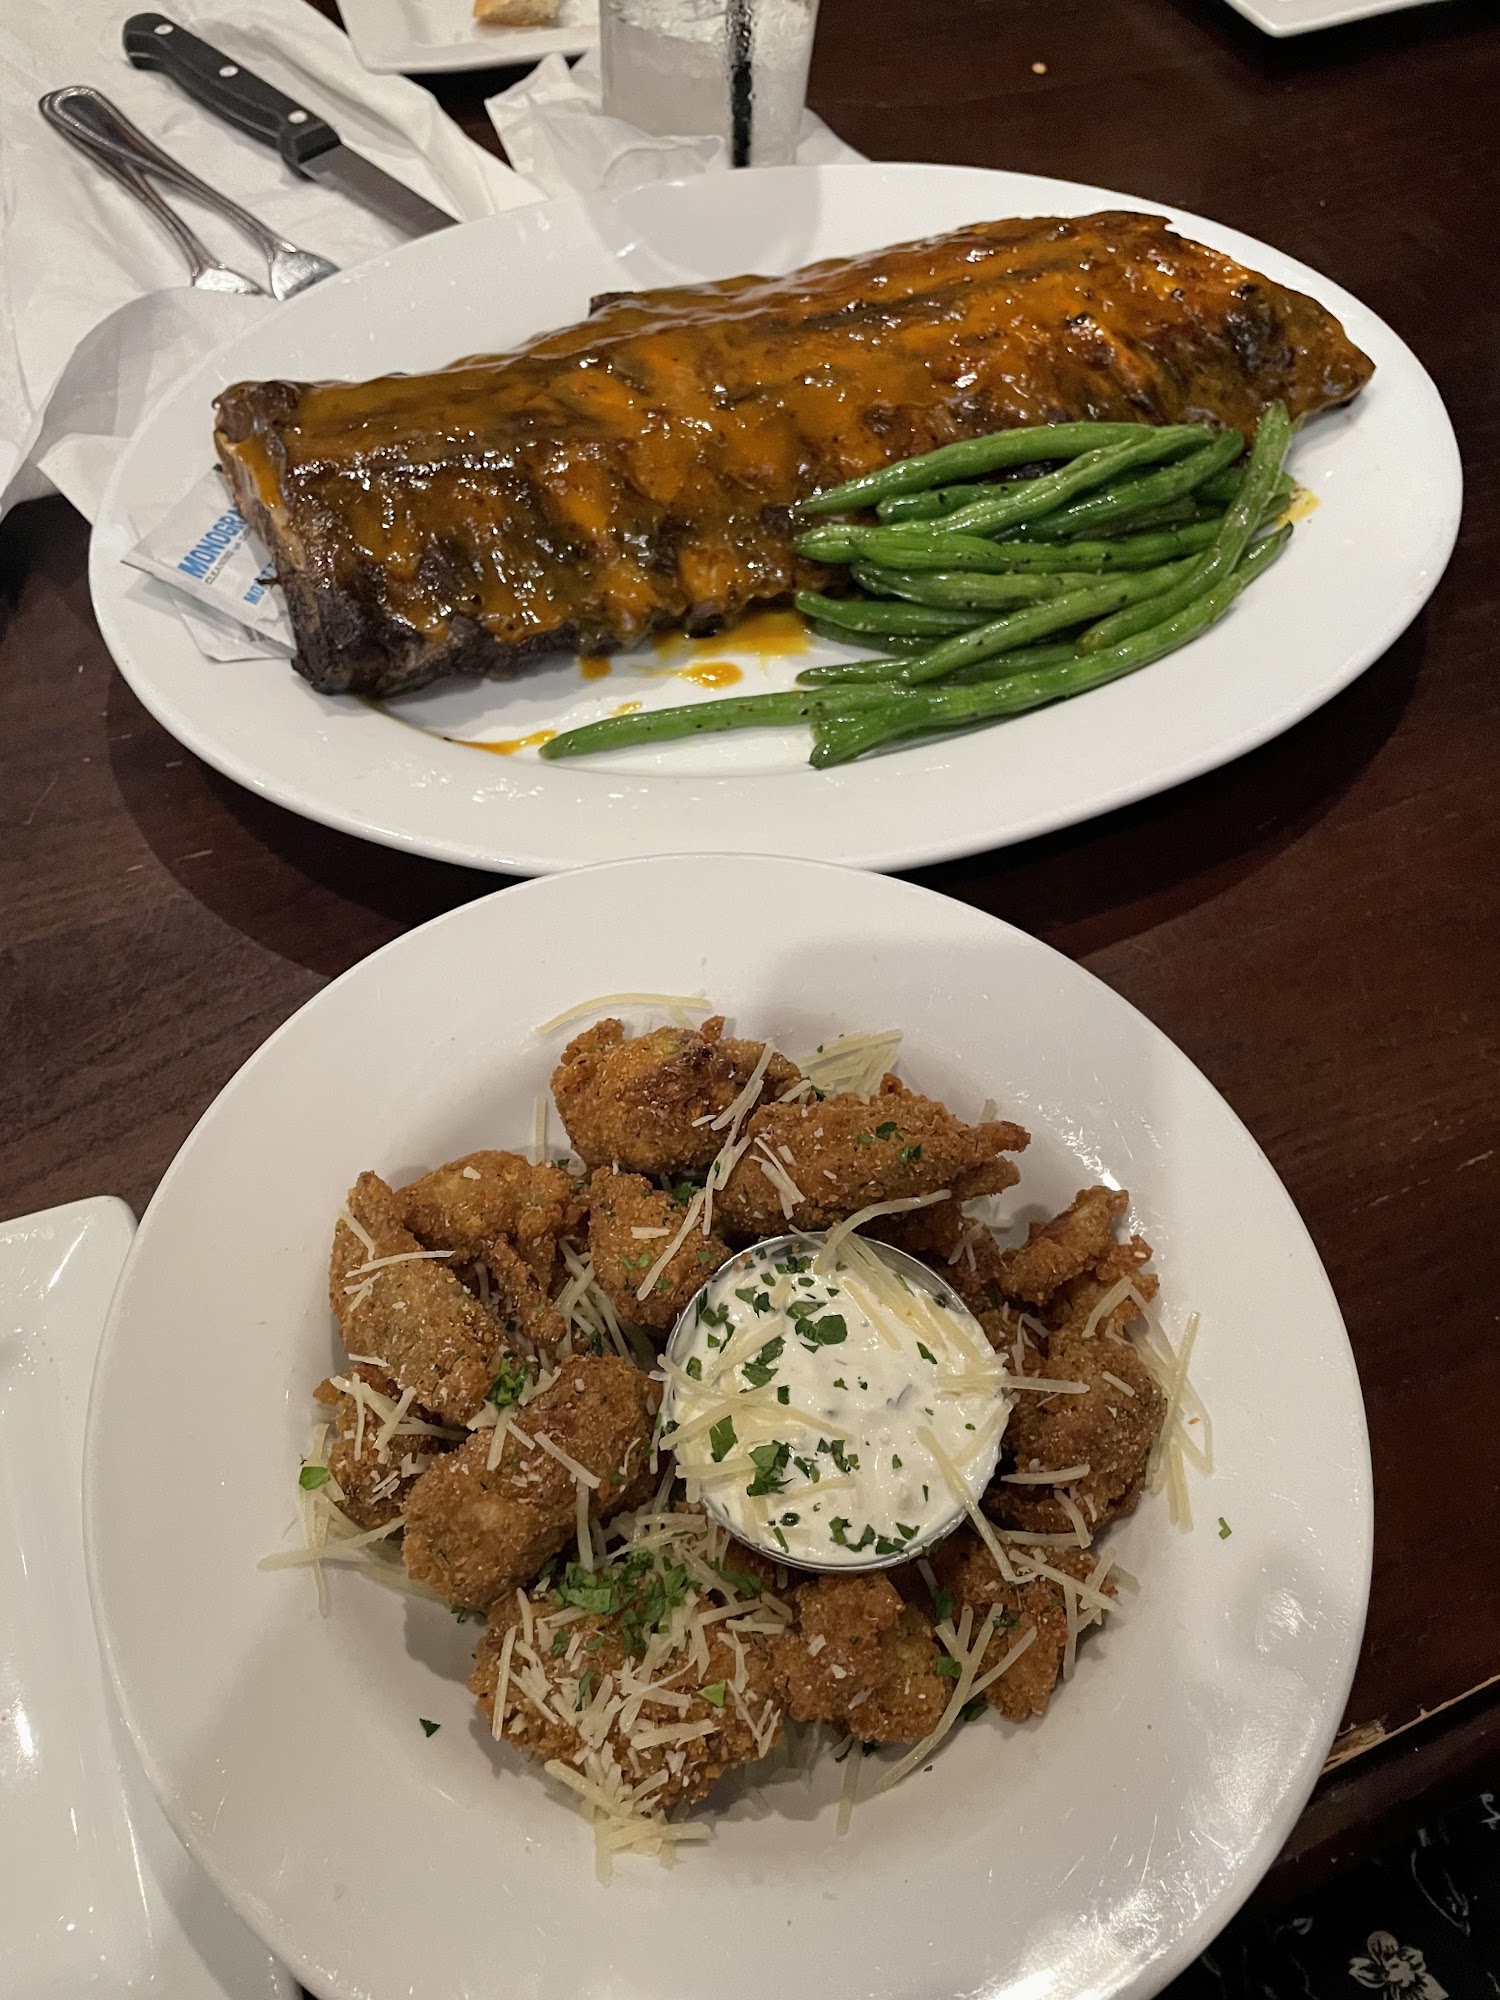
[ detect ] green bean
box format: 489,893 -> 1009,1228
803,620 -> 924,659
996,429 -> 1243,541
877,483 -> 980,525
1078,404 -> 1291,654
935,427 -> 1216,538
795,421 -> 1168,516
796,639 -> 1086,689
851,554 -> 1198,613
539,683 -> 923,760
795,517 -> 1230,575
801,560 -> 1196,688
793,590 -> 990,638
848,563 -> 1104,609
807,527 -> 1293,768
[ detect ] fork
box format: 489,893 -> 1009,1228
41,90 -> 267,296
42,87 -> 337,300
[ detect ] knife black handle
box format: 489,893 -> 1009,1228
122,14 -> 338,175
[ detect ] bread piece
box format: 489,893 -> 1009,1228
474,0 -> 558,24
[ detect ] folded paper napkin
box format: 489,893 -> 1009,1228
0,0 -> 533,522
486,46 -> 862,198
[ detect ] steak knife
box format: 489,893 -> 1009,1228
122,13 -> 457,237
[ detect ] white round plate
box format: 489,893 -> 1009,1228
87,855 -> 1371,2000
89,163 -> 1459,878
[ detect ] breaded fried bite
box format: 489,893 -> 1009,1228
769,1573 -> 949,1743
552,1015 -> 798,1177
399,1150 -> 584,1285
928,1532 -> 1112,1722
472,1600 -> 780,1812
587,1169 -> 732,1332
401,1355 -> 658,1609
995,1185 -> 1129,1305
313,1365 -> 452,1529
483,1236 -> 568,1360
715,1078 -> 1029,1239
331,1172 -> 508,1426
986,1327 -> 1164,1536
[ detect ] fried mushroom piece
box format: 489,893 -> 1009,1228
401,1355 -> 658,1609
472,1604 -> 779,1811
331,1172 -> 508,1426
482,1236 -> 568,1360
928,1532 -> 1111,1722
994,1185 -> 1129,1306
769,1573 -> 950,1743
1040,1233 -> 1158,1338
984,1328 -> 1165,1537
551,1015 -> 799,1177
399,1150 -> 584,1286
313,1365 -> 452,1529
587,1169 -> 732,1332
715,1078 -> 1030,1239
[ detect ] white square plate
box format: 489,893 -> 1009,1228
0,1195 -> 293,2000
1225,0 -> 1447,37
339,0 -> 596,75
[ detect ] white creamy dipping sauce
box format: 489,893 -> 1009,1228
663,1229 -> 1011,1569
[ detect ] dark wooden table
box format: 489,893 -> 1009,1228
3,0 -> 1497,1933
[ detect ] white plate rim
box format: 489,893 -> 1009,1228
83,852 -> 1374,2000
88,162 -> 1462,879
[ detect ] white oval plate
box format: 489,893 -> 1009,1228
89,162 -> 1460,878
87,855 -> 1371,2000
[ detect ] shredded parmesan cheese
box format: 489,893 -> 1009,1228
533,993 -> 711,1036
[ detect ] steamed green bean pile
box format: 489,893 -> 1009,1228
540,407 -> 1296,770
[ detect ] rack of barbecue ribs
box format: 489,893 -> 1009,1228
213,210 -> 1374,698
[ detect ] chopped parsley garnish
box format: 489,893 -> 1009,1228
891,1455 -> 903,1470
740,1335 -> 785,1389
916,1342 -> 937,1365
992,1611 -> 1019,1630
820,1438 -> 859,1475
698,1299 -> 731,1329
419,1718 -> 441,1737
854,1131 -> 873,1146
935,1657 -> 962,1680
933,1586 -> 955,1623
685,1356 -> 703,1380
833,1376 -> 847,1390
735,1285 -> 772,1315
830,1518 -> 876,1552
709,1416 -> 737,1463
896,1522 -> 917,1539
858,1378 -> 868,1390
899,1143 -> 922,1163
746,1440 -> 792,1497
771,1525 -> 789,1553
670,1177 -> 702,1205
701,1680 -> 728,1707
452,1605 -> 483,1623
777,1385 -> 791,1405
551,1628 -> 569,1655
298,1463 -> 331,1490
575,1670 -> 596,1710
793,1453 -> 819,1482
797,1312 -> 848,1349
712,1558 -> 764,1599
486,1353 -> 530,1410
961,1697 -> 988,1723
875,1120 -> 900,1140
1218,1517 -> 1232,1540
781,1512 -> 800,1526
553,1548 -> 691,1656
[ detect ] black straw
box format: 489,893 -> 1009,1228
728,0 -> 753,167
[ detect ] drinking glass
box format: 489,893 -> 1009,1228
600,0 -> 820,168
